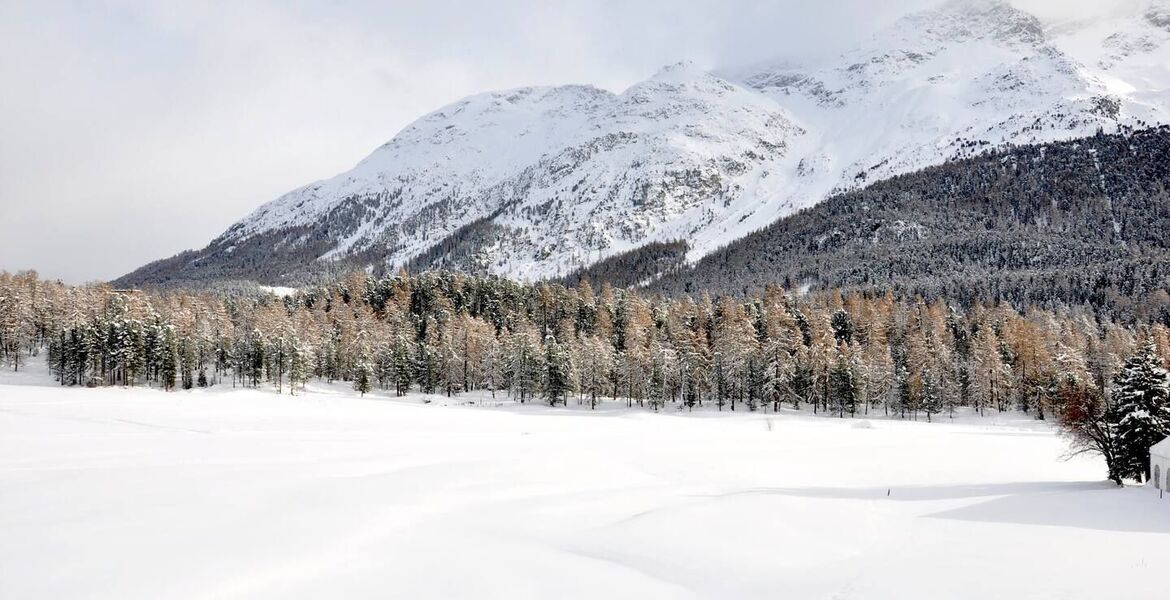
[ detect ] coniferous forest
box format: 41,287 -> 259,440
565,127 -> 1170,323
3,269 -> 1169,482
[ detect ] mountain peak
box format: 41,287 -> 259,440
903,0 -> 1046,46
1148,1 -> 1170,30
650,60 -> 705,82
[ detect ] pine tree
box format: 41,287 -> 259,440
830,309 -> 854,345
1112,340 -> 1170,482
648,341 -> 669,412
353,361 -> 372,397
288,336 -> 309,395
544,335 -> 572,406
415,341 -> 440,395
160,325 -> 178,391
788,350 -> 815,410
392,334 -> 413,397
248,328 -> 265,387
921,371 -> 942,423
829,352 -> 857,417
440,321 -> 464,398
895,364 -> 913,419
951,364 -> 969,419
180,337 -> 196,390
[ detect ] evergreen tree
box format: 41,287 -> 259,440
830,309 -> 854,345
1112,341 -> 1170,481
160,326 -> 178,391
544,335 -> 572,406
353,361 -> 372,397
288,336 -> 309,395
415,341 -> 440,395
391,335 -> 413,397
895,365 -> 913,419
829,353 -> 858,417
789,352 -> 815,410
648,343 -> 669,412
921,371 -> 942,423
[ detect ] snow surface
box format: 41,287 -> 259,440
3,364 -> 1170,599
257,285 -> 299,297
209,0 -> 1170,282
1153,435 -> 1170,459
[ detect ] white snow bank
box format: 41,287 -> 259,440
258,285 -> 298,297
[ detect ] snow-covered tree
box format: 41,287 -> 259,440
1112,340 -> 1170,482
353,361 -> 372,397
544,334 -> 573,406
391,334 -> 413,396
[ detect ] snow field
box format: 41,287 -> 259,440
1,371 -> 1169,599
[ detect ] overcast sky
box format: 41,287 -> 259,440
0,0 -> 1137,283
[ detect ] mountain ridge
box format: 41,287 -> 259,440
117,0 -> 1170,289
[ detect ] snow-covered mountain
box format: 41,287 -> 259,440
120,0 -> 1170,287
730,0 -> 1170,196
221,63 -> 805,280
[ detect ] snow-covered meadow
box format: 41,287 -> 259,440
2,366 -> 1168,600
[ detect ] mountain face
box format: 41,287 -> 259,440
118,0 -> 1170,288
639,126 -> 1170,321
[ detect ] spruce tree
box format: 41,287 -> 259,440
830,309 -> 854,345
544,335 -> 572,407
353,361 -> 372,397
288,337 -> 309,395
648,349 -> 667,412
1112,341 -> 1170,482
829,354 -> 857,417
789,356 -> 814,410
921,371 -> 942,423
160,326 -> 178,391
392,335 -> 413,397
415,341 -> 440,395
895,365 -> 912,419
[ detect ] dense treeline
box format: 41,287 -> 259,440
0,268 -> 1164,410
557,240 -> 689,290
4,269 -> 1168,481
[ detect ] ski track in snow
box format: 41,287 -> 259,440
2,363 -> 1169,600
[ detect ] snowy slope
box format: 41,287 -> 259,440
1052,0 -> 1170,111
3,367 -> 1170,600
730,0 -> 1170,205
216,62 -> 805,280
124,0 -> 1170,286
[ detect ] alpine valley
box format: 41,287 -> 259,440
117,0 -> 1170,290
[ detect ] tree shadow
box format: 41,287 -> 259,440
928,486 -> 1170,533
706,482 -> 1170,533
712,481 -> 1109,501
